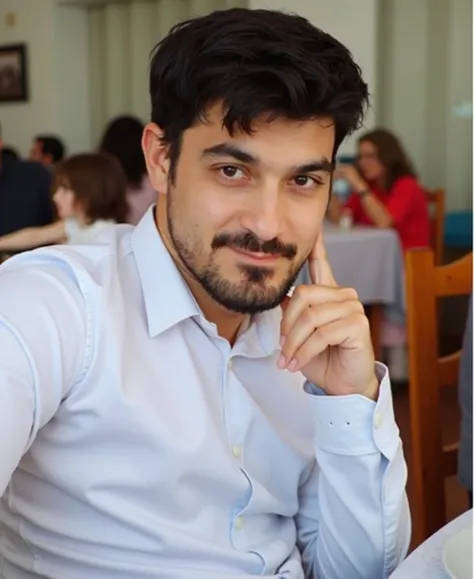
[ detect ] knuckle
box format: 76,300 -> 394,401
315,324 -> 329,341
344,287 -> 359,301
293,285 -> 311,301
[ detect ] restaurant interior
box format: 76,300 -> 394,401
0,0 -> 472,577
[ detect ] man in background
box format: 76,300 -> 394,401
0,124 -> 55,239
29,134 -> 65,169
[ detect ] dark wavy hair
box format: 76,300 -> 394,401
149,8 -> 369,181
55,153 -> 129,224
358,128 -> 416,191
99,116 -> 146,189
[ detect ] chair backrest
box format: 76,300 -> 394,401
426,188 -> 446,264
406,248 -> 472,545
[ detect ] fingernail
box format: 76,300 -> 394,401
288,359 -> 298,372
277,354 -> 286,369
279,335 -> 286,348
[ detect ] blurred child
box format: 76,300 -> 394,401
0,153 -> 128,251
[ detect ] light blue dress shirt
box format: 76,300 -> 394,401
0,207 -> 410,578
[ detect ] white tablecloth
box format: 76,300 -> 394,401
296,224 -> 405,311
390,510 -> 473,578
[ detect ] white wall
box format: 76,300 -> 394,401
54,4 -> 91,154
0,0 -> 58,155
378,0 -> 472,211
86,0 -> 242,147
247,0 -> 379,155
444,0 -> 472,211
0,0 -> 90,156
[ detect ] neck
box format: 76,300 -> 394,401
375,175 -> 386,190
75,213 -> 89,226
155,199 -> 247,344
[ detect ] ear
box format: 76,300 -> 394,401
142,123 -> 171,194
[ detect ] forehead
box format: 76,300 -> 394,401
359,140 -> 377,154
182,105 -> 336,168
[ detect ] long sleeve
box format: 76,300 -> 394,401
296,365 -> 410,579
0,256 -> 88,495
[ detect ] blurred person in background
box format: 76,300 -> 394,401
328,128 -> 430,253
328,128 -> 431,381
2,147 -> 19,161
0,153 -> 128,251
29,135 -> 66,169
0,123 -> 54,237
99,115 -> 156,225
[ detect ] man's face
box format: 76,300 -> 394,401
146,106 -> 335,314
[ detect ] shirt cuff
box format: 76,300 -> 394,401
304,362 -> 400,459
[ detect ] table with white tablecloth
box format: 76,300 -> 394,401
296,224 -> 405,357
390,510 -> 472,578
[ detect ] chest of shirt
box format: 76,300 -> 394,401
19,303 -> 315,521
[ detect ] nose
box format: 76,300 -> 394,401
240,187 -> 284,241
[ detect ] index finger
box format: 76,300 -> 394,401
308,230 -> 338,287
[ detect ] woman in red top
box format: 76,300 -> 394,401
329,129 -> 431,381
329,129 -> 431,252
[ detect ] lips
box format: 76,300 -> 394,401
230,247 -> 280,264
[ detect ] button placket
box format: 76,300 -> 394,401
234,516 -> 244,530
374,412 -> 383,428
232,444 -> 242,459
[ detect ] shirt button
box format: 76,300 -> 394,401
374,412 -> 383,428
232,444 -> 241,459
235,516 -> 244,530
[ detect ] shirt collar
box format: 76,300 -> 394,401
130,206 -> 282,356
131,206 -> 200,337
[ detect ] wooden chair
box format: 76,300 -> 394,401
405,248 -> 472,545
426,188 -> 446,265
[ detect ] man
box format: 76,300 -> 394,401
29,134 -> 65,168
0,125 -> 54,237
0,8 -> 410,579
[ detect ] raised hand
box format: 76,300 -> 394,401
279,231 -> 379,399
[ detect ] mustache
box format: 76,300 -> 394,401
212,231 -> 297,260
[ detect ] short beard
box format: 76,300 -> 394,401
166,195 -> 304,314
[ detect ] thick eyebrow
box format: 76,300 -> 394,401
201,143 -> 258,164
294,160 -> 334,174
201,142 -> 334,174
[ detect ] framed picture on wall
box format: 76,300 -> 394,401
0,44 -> 28,103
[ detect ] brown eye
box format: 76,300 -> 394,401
219,166 -> 244,179
293,175 -> 319,188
